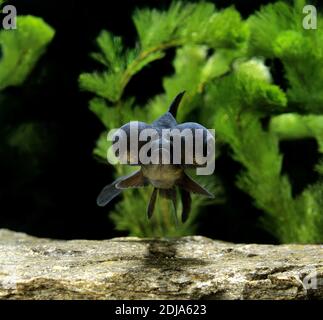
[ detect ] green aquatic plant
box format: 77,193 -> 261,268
0,15 -> 54,90
80,0 -> 323,242
208,0 -> 323,243
0,15 -> 55,191
79,2 -> 243,236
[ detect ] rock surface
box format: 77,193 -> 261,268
0,229 -> 322,300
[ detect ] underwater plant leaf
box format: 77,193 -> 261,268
315,159 -> 323,176
81,1 -> 323,243
270,113 -> 323,153
273,29 -> 323,112
197,6 -> 249,48
248,1 -> 323,113
207,43 -> 323,243
81,2 -> 247,105
93,31 -> 124,69
291,175 -> 323,243
79,71 -> 123,102
0,15 -> 55,90
133,2 -> 190,49
209,81 -> 298,242
247,2 -> 302,58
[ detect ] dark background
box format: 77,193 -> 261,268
0,0 -> 320,243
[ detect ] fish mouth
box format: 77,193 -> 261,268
150,179 -> 175,189
141,164 -> 183,188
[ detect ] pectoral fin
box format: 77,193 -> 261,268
97,170 -> 145,207
116,169 -> 146,189
178,172 -> 214,198
97,181 -> 122,207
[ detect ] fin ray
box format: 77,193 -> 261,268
147,188 -> 158,219
168,91 -> 185,118
97,182 -> 122,207
180,189 -> 191,222
178,173 -> 214,198
97,170 -> 144,207
116,170 -> 146,189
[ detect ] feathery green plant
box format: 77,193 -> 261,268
207,0 -> 323,243
79,2 -> 246,237
80,0 -> 323,242
0,15 -> 55,90
0,14 -> 55,181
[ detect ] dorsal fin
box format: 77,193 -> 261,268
168,91 -> 185,118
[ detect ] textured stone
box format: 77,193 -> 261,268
0,229 -> 322,300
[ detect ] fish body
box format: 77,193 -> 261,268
141,164 -> 183,189
97,91 -> 215,222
